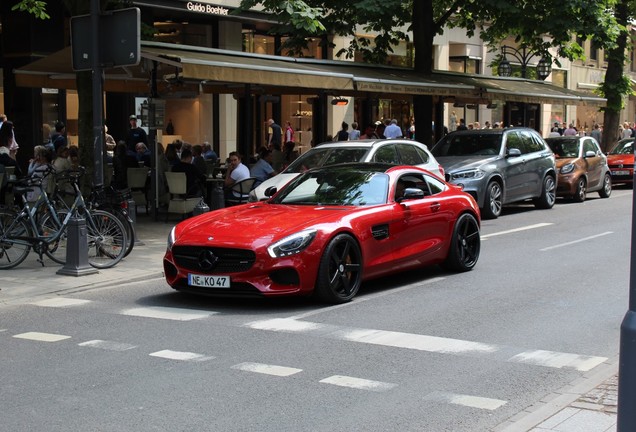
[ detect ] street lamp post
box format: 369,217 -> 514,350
497,45 -> 552,128
497,45 -> 552,80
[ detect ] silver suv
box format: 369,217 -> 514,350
431,128 -> 557,219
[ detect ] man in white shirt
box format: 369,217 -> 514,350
383,119 -> 403,139
224,151 -> 250,198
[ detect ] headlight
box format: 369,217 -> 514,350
560,163 -> 575,174
450,169 -> 485,181
268,229 -> 317,258
167,226 -> 176,251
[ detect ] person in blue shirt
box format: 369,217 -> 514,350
250,147 -> 276,187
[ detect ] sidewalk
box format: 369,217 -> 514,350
0,213 -> 620,431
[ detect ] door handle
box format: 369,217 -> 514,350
430,202 -> 441,212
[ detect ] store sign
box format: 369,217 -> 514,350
185,2 -> 230,15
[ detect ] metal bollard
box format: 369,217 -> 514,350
127,198 -> 144,245
210,184 -> 225,210
57,216 -> 98,276
193,198 -> 210,216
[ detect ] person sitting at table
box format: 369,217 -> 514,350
191,144 -> 208,177
250,147 -> 277,188
135,142 -> 151,166
224,151 -> 250,199
171,148 -> 205,198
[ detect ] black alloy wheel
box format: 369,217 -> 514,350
314,234 -> 362,304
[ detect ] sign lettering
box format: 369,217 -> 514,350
186,2 -> 230,15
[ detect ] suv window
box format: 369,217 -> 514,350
324,148 -> 369,165
521,130 -> 546,154
432,133 -> 502,156
373,145 -> 399,164
505,131 -> 523,154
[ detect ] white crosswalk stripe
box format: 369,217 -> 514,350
120,306 -> 216,321
149,349 -> 214,361
244,318 -> 607,372
30,298 -> 92,308
13,332 -> 71,342
231,362 -> 303,377
319,375 -> 397,392
78,339 -> 137,351
423,391 -> 507,410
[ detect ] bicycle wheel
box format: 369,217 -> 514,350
0,209 -> 31,270
99,205 -> 135,258
41,209 -> 69,265
85,209 -> 127,269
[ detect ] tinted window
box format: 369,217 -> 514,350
522,131 -> 546,153
426,175 -> 446,195
285,148 -> 330,173
505,131 -> 523,154
432,133 -> 502,156
583,139 -> 599,155
396,143 -> 427,165
323,148 -> 369,165
373,145 -> 399,164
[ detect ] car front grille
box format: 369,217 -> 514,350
172,246 -> 256,273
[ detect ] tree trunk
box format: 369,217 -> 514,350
601,0 -> 630,153
412,0 -> 435,146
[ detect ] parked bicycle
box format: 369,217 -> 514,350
0,166 -> 127,269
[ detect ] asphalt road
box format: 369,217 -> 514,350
0,187 -> 631,431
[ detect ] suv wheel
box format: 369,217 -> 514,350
533,175 -> 556,209
481,181 -> 503,219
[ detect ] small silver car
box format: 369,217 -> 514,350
431,128 -> 557,219
249,139 -> 444,202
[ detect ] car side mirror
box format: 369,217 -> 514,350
584,151 -> 597,158
397,188 -> 425,203
264,186 -> 278,197
506,148 -> 522,158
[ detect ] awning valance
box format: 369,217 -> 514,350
14,41 -> 606,107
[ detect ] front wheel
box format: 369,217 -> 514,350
0,209 -> 31,270
85,209 -> 128,269
533,175 -> 556,209
314,234 -> 362,304
481,181 -> 502,219
42,209 -> 69,265
572,177 -> 586,203
442,213 -> 480,272
599,173 -> 612,198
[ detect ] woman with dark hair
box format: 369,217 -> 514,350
112,142 -> 135,190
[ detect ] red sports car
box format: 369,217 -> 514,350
163,163 -> 481,303
606,138 -> 634,187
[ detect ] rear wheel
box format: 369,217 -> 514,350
85,209 -> 127,269
442,213 -> 480,272
0,209 -> 31,270
99,205 -> 135,258
42,209 -> 69,265
533,175 -> 556,209
314,234 -> 362,304
573,177 -> 586,203
599,173 -> 612,198
481,181 -> 502,219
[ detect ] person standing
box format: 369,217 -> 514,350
349,122 -> 361,140
50,121 -> 67,152
449,111 -> 458,132
383,119 -> 403,139
564,124 -> 578,136
336,122 -> 349,141
591,123 -> 602,144
284,121 -> 295,144
267,119 -> 282,150
456,118 -> 468,131
126,114 -> 148,153
191,144 -> 208,176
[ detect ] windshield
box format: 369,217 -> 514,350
272,168 -> 389,206
609,139 -> 634,155
432,133 -> 502,157
546,139 -> 580,158
284,147 -> 370,174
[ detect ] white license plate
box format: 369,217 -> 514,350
188,274 -> 230,288
612,170 -> 630,176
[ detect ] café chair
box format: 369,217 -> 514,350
164,171 -> 201,221
127,167 -> 149,214
225,177 -> 256,206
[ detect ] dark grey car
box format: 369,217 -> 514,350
431,128 -> 557,219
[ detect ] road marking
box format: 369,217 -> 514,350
13,332 -> 71,342
481,223 -> 553,240
231,362 -> 303,377
149,349 -> 214,362
30,298 -> 92,308
78,339 -> 137,351
508,350 -> 606,372
246,318 -> 498,355
245,318 -> 607,371
319,375 -> 397,392
120,306 -> 216,321
540,232 -> 614,251
424,391 -> 507,410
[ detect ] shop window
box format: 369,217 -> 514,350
449,57 -> 481,74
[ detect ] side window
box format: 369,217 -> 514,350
583,139 -> 598,155
373,145 -> 399,164
395,174 -> 428,200
524,132 -> 546,153
425,174 -> 446,195
396,143 -> 426,165
505,131 -> 523,154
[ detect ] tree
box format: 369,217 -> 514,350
238,0 -> 620,145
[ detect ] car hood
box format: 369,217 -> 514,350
607,154 -> 634,164
173,203 -> 353,247
435,155 -> 500,173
